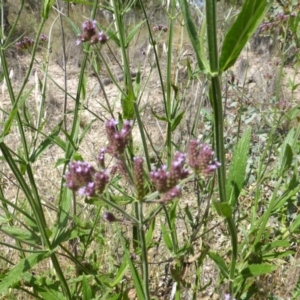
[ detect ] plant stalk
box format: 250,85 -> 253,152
206,0 -> 237,293
137,201 -> 150,299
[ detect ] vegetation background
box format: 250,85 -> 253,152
0,0 -> 300,299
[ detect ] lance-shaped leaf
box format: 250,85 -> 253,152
220,0 -> 272,71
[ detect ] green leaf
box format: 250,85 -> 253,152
0,251 -> 52,294
79,120 -> 95,145
262,240 -> 290,252
67,274 -> 95,285
179,0 -> 207,73
184,205 -> 194,227
213,200 -> 232,218
208,251 -> 229,279
171,111 -> 185,132
279,144 -> 293,176
64,12 -> 81,36
33,280 -> 65,300
52,136 -> 66,151
0,143 -> 40,224
81,73 -> 87,100
1,88 -> 31,138
290,214 -> 300,233
125,20 -> 146,47
106,294 -> 121,300
0,216 -> 10,225
17,148 -> 27,175
134,68 -> 141,97
220,0 -> 272,71
151,107 -> 168,122
199,18 -> 211,72
110,259 -> 127,288
51,225 -> 90,248
30,122 -> 62,163
170,200 -> 177,228
0,225 -> 41,246
277,127 -> 300,176
42,0 -> 55,19
0,196 -> 37,230
145,218 -> 155,248
226,127 -> 251,206
272,185 -> 300,213
240,263 -> 277,279
123,241 -> 145,299
61,128 -> 78,151
55,158 -> 68,168
122,93 -> 135,120
262,250 -> 294,261
82,275 -> 92,300
161,224 -> 173,252
51,188 -> 72,246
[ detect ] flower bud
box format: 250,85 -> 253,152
94,170 -> 110,194
98,148 -> 106,169
76,20 -> 108,45
105,119 -> 132,157
133,157 -> 144,200
65,161 -> 95,192
103,212 -> 117,223
160,186 -> 181,203
187,140 -> 220,176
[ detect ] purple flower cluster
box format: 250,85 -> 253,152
103,211 -> 117,223
15,34 -> 48,51
39,34 -> 48,42
160,186 -> 181,203
150,152 -> 189,203
15,36 -> 34,51
76,20 -> 108,45
188,140 -> 221,175
259,12 -> 296,32
65,161 -> 109,197
152,24 -> 168,32
65,119 -> 132,197
64,119 -> 219,203
105,119 -> 132,157
276,99 -> 292,113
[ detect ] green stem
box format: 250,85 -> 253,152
137,202 -> 150,299
166,0 -> 176,166
134,102 -> 151,172
138,0 -> 167,112
1,0 -> 25,44
206,0 -> 237,293
31,14 -> 60,156
163,204 -> 178,254
111,0 -> 135,119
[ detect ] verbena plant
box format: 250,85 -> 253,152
0,0 -> 300,299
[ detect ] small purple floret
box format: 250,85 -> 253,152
103,212 -> 117,223
65,161 -> 109,197
150,152 -> 189,202
105,119 -> 132,157
76,20 -> 108,45
187,140 -> 220,175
